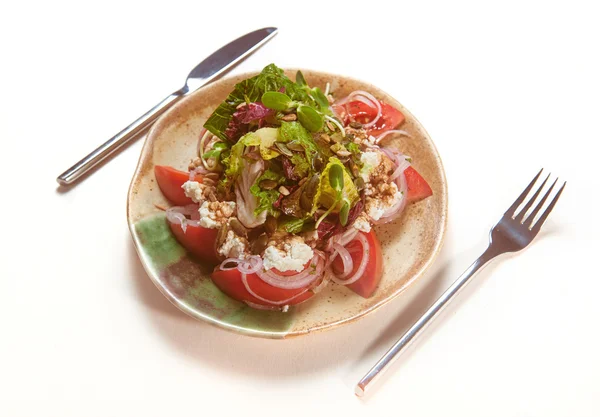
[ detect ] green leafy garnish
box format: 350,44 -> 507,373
328,164 -> 344,194
297,105 -> 324,132
240,127 -> 280,160
202,142 -> 229,159
339,200 -> 350,226
312,157 -> 359,214
261,91 -> 294,111
279,121 -> 320,163
346,142 -> 361,155
290,153 -> 311,178
296,70 -> 307,87
203,64 -> 309,141
250,169 -> 285,216
282,217 -> 306,233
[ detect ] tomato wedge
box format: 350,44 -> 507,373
332,231 -> 383,298
211,267 -> 316,307
404,166 -> 433,203
155,165 -> 195,206
335,100 -> 405,137
168,221 -> 219,265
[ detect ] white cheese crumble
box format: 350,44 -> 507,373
359,151 -> 381,182
262,239 -> 314,272
182,181 -> 205,203
218,230 -> 247,258
353,214 -> 372,233
366,183 -> 403,221
198,201 -> 236,229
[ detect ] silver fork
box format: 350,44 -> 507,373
356,169 -> 566,396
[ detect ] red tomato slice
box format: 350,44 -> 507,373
211,267 -> 316,307
169,221 -> 220,265
332,231 -> 383,298
341,100 -> 405,137
155,165 -> 195,206
404,166 -> 433,203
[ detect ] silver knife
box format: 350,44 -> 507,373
56,27 -> 278,186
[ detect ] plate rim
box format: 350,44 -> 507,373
127,67 -> 448,339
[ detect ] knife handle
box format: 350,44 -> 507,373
56,87 -> 187,186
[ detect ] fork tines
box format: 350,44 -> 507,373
505,169 -> 566,233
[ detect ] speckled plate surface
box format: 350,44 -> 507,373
127,69 -> 447,339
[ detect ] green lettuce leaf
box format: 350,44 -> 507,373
250,169 -> 285,216
312,157 -> 359,213
279,121 -> 319,162
204,64 -> 309,141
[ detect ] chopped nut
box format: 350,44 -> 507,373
326,121 -> 335,131
281,113 -> 297,121
320,133 -> 331,143
278,185 -> 290,196
188,157 -> 202,170
350,121 -> 363,129
336,150 -> 352,157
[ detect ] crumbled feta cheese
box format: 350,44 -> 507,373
353,214 -> 372,233
366,183 -> 403,221
262,239 -> 314,272
182,181 -> 205,203
359,151 -> 381,182
218,230 -> 247,258
198,201 -> 236,229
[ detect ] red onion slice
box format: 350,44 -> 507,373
332,243 -> 353,278
241,273 -> 309,306
166,204 -> 200,233
255,254 -> 324,289
336,91 -> 382,128
375,129 -> 411,144
219,258 -> 243,271
237,255 -> 263,275
337,228 -> 359,247
331,233 -> 369,286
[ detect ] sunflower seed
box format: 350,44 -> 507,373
259,179 -> 278,190
278,186 -> 290,196
229,218 -> 248,238
281,113 -> 297,121
275,142 -> 293,157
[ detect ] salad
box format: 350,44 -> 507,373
154,64 -> 432,311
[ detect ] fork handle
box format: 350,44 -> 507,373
56,87 -> 187,186
356,245 -> 501,396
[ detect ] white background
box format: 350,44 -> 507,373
1,1 -> 599,415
